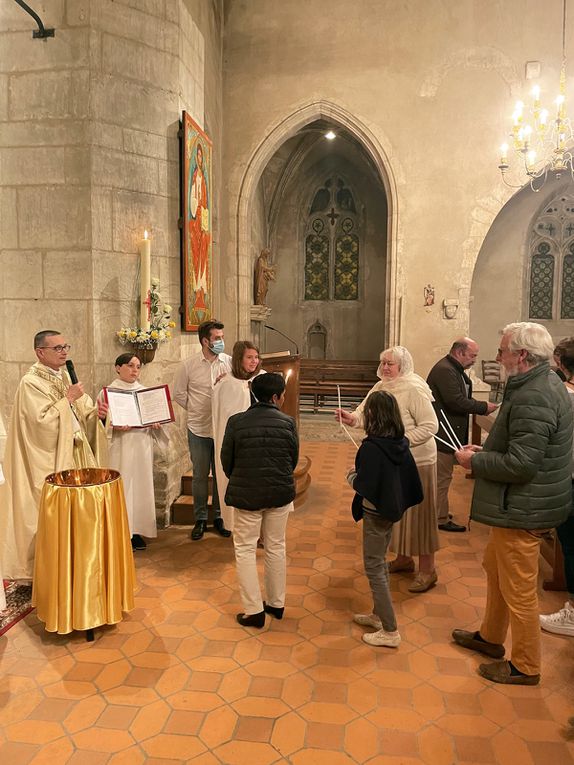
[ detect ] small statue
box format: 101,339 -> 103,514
254,248 -> 276,305
423,284 -> 435,306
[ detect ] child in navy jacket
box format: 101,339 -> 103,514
347,391 -> 423,647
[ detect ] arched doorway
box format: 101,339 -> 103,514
470,176 -> 574,362
234,101 -> 400,351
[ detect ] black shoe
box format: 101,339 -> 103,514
131,534 -> 146,550
213,518 -> 231,538
452,629 -> 505,659
236,611 -> 265,628
438,520 -> 466,532
191,520 -> 207,540
263,601 -> 284,620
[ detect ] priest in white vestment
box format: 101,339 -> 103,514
0,331 -> 108,580
212,341 -> 264,532
100,353 -> 167,550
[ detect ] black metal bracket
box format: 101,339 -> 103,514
13,0 -> 55,39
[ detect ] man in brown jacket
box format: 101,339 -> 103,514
427,338 -> 498,531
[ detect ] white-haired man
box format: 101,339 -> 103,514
452,322 -> 573,685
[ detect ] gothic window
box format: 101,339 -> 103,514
304,178 -> 360,301
529,195 -> 574,319
561,243 -> 574,319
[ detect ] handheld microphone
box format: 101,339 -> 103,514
65,360 -> 78,385
264,325 -> 300,355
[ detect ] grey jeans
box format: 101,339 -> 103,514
362,509 -> 397,632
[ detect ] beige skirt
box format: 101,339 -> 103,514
389,462 -> 439,557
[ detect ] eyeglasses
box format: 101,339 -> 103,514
39,344 -> 71,353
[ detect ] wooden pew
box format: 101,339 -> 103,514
300,359 -> 379,413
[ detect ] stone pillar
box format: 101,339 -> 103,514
250,304 -> 272,350
0,0 -> 222,528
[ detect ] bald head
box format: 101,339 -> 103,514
449,337 -> 479,369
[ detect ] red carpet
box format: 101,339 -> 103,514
0,580 -> 33,636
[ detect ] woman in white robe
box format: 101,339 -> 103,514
100,354 -> 163,550
213,341 -> 263,532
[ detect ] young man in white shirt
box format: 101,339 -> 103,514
173,320 -> 232,540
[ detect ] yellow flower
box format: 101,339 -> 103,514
169,321 -> 176,328
129,330 -> 137,339
166,331 -> 172,339
150,330 -> 159,340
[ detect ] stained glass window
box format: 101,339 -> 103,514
528,194 -> 574,320
529,243 -> 554,319
304,231 -> 329,300
304,179 -> 360,301
561,244 -> 574,318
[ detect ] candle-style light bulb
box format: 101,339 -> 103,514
500,143 -> 509,163
540,108 -> 549,125
531,85 -> 541,101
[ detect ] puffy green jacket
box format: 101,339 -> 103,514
471,362 -> 573,529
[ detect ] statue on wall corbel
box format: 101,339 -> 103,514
423,284 -> 435,306
254,248 -> 276,305
442,298 -> 459,319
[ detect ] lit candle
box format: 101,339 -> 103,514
139,230 -> 151,330
499,143 -> 509,165
531,85 -> 541,103
540,108 -> 549,126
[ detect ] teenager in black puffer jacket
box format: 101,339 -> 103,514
221,373 -> 298,629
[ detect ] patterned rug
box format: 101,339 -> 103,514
0,580 -> 33,636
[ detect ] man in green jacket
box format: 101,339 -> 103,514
452,322 -> 573,686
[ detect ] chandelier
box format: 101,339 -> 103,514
498,0 -> 574,190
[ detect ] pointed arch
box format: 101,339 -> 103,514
234,101 -> 400,343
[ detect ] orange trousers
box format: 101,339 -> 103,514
480,526 -> 547,676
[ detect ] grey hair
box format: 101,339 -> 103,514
503,322 -> 555,366
379,346 -> 414,376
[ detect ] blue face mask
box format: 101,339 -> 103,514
210,339 -> 225,355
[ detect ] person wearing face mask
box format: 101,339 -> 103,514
99,354 -> 167,551
173,320 -> 232,541
212,341 -> 265,533
336,346 -> 440,593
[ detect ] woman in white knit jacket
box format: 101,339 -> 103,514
337,346 -> 440,592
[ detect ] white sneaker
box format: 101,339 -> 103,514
353,613 -> 383,629
362,629 -> 401,648
540,601 -> 574,636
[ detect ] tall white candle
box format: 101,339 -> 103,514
139,230 -> 151,330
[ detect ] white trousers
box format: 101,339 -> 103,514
233,503 -> 292,615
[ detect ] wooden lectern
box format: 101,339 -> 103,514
260,353 -> 300,429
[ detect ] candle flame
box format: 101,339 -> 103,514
144,230 -> 149,240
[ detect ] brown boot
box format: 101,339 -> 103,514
388,557 -> 415,574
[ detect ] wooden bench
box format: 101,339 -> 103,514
300,359 -> 379,413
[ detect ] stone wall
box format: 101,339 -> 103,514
220,0 -> 564,376
0,0 -> 224,526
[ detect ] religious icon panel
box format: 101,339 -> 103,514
181,112 -> 213,331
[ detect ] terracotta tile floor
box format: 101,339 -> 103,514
1,441 -> 574,764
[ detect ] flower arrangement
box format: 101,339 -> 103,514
116,278 -> 176,349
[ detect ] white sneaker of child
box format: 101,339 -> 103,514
539,601 -> 574,636
362,628 -> 401,647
